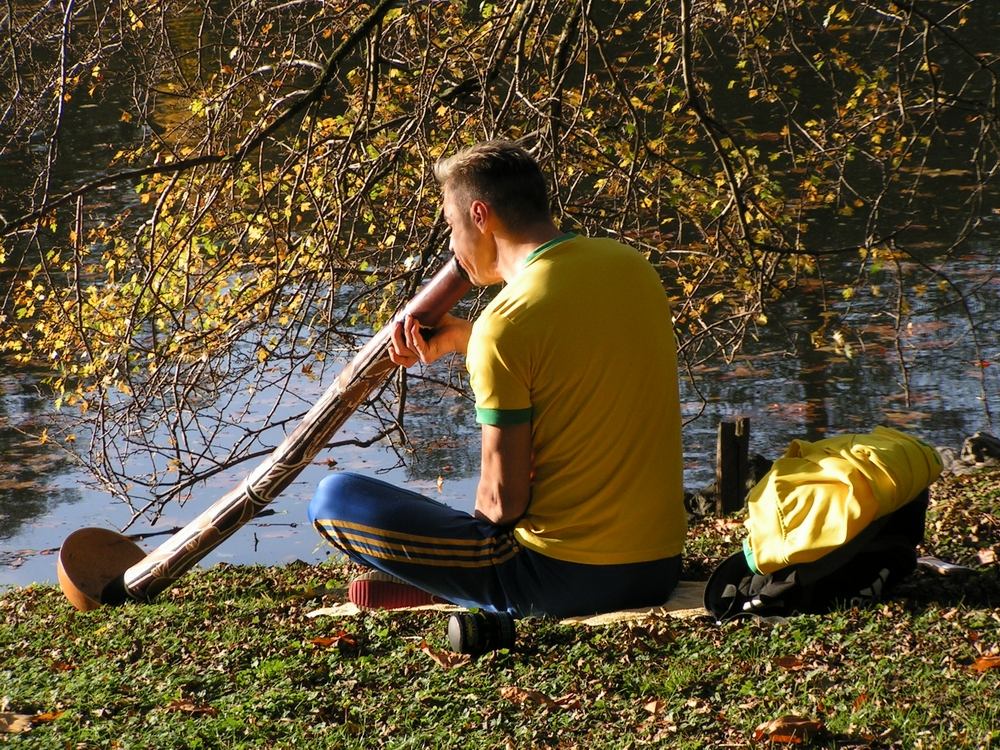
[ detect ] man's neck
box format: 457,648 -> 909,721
495,223 -> 562,283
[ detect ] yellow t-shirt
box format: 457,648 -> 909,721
465,234 -> 686,565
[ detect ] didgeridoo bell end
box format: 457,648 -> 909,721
57,528 -> 146,611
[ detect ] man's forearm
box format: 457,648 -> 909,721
475,422 -> 533,526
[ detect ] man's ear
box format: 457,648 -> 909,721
469,199 -> 490,230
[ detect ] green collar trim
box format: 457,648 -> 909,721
523,232 -> 577,267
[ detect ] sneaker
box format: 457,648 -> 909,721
348,571 -> 441,610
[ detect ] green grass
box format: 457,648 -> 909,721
2,467 -> 998,748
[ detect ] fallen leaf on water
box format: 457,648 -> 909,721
436,475 -> 444,492
753,715 -> 824,744
0,713 -> 33,733
419,641 -> 470,670
164,699 -> 219,717
882,410 -> 930,428
766,401 -> 815,421
971,655 -> 1000,672
0,479 -> 43,492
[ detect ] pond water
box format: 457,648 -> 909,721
0,362 -> 481,588
2,5 -> 999,593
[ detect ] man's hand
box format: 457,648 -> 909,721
388,313 -> 472,367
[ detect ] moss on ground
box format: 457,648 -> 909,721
2,468 -> 998,748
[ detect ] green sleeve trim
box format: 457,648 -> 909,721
476,406 -> 533,426
742,538 -> 760,575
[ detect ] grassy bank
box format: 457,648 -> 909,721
2,467 -> 998,749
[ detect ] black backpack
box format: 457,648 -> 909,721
704,490 -> 928,622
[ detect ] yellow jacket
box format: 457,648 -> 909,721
743,426 -> 942,574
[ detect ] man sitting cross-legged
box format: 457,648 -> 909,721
308,140 -> 686,618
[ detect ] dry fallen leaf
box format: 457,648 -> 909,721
309,630 -> 357,649
628,623 -> 676,647
552,693 -> 583,711
164,699 -> 219,717
0,713 -> 32,734
419,641 -> 471,670
753,715 -> 824,744
497,687 -> 580,712
971,655 -> 1000,672
644,698 -> 668,715
774,656 -> 807,671
30,710 -> 63,724
977,548 -> 996,565
500,686 -> 556,708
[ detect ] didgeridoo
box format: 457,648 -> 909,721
57,258 -> 471,611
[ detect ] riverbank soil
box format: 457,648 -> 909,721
2,468 -> 998,748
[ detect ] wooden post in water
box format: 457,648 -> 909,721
716,417 -> 750,515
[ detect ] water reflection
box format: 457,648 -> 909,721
0,373 -> 82,554
680,234 -> 999,475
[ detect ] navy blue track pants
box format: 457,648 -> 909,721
308,471 -> 680,618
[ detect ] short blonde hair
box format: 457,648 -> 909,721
434,140 -> 551,228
